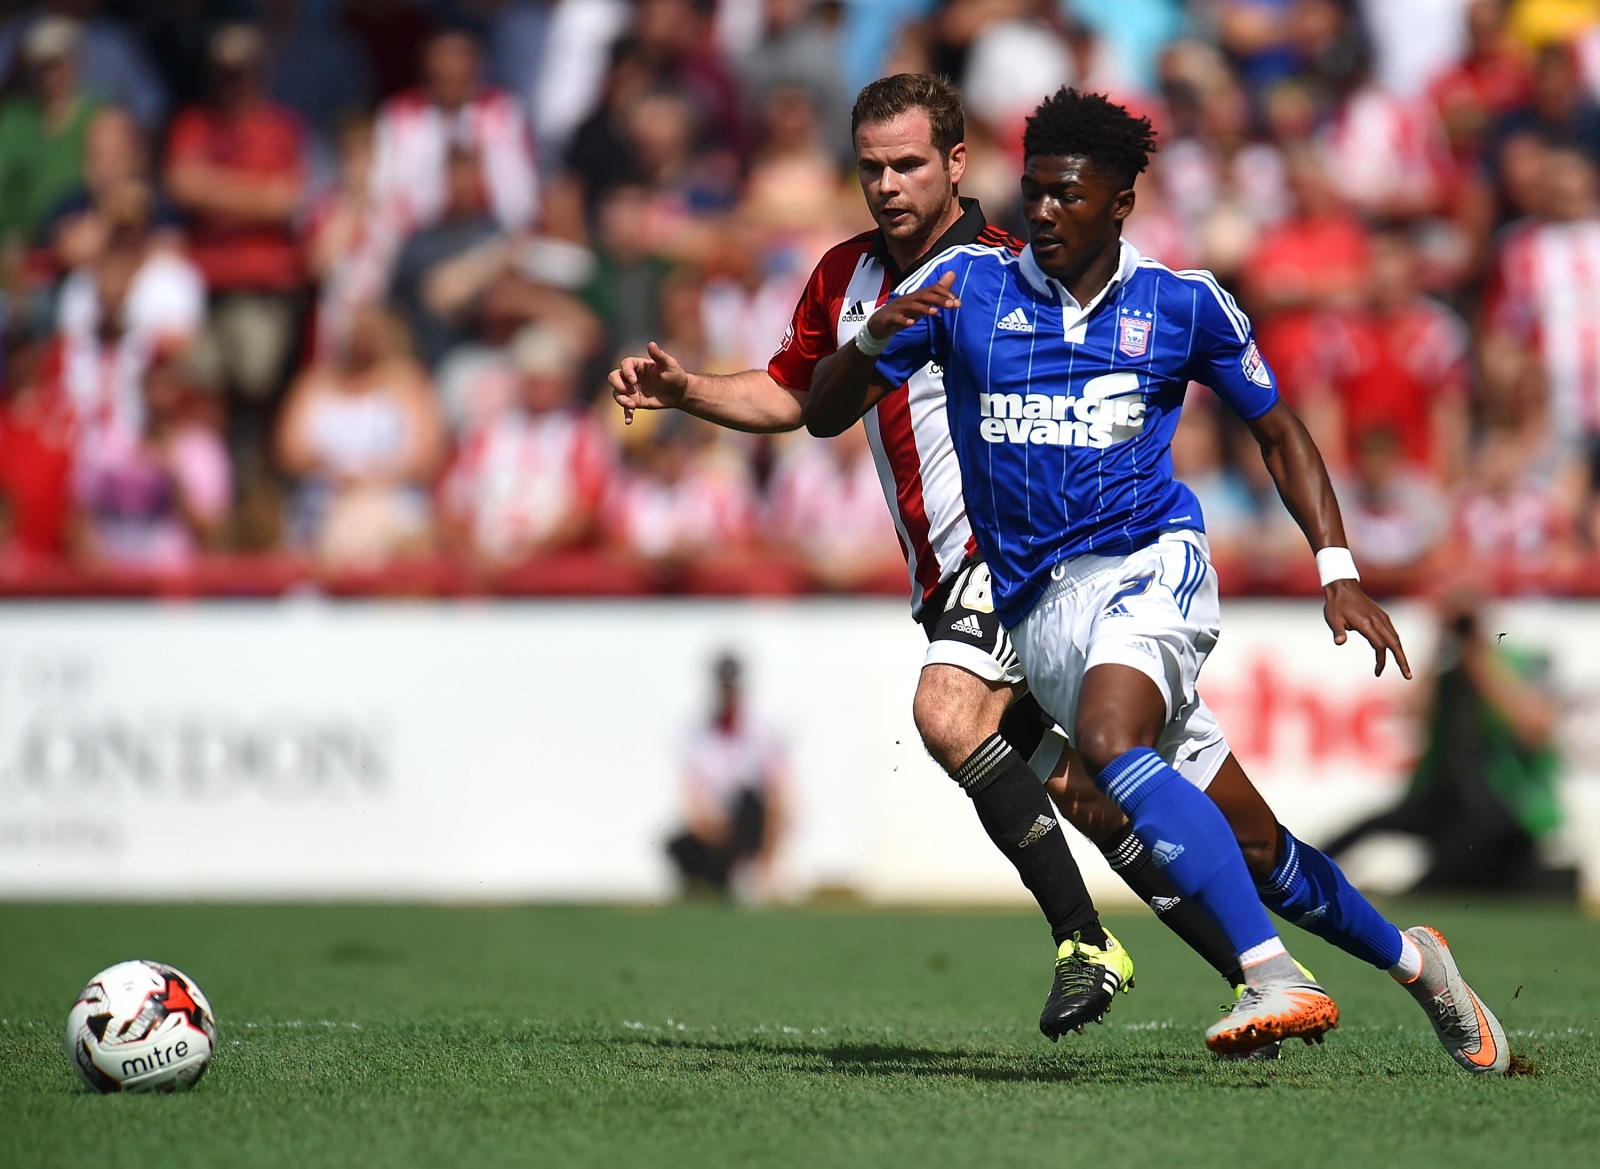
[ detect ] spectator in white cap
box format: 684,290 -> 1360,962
0,3 -> 167,129
0,15 -> 99,239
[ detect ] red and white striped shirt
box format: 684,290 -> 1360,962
767,201 -> 1019,616
1454,482 -> 1573,566
766,434 -> 901,564
603,449 -> 757,560
1319,86 -> 1453,216
440,407 -> 613,561
1487,215 -> 1600,435
371,88 -> 540,234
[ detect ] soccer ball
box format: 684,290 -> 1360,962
66,960 -> 218,1093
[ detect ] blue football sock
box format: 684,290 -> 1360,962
1257,829 -> 1404,969
1097,747 -> 1279,959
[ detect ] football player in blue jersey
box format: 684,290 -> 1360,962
805,88 -> 1508,1069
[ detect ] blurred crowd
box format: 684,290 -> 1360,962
4,0 -> 1600,597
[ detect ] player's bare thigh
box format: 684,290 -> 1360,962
912,663 -> 1015,772
1073,663 -> 1169,773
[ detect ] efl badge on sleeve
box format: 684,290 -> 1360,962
1241,339 -> 1273,387
1118,312 -> 1151,358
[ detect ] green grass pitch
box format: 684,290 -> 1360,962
2,901 -> 1598,1168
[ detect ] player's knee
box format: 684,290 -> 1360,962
913,670 -> 1002,771
1073,725 -> 1147,778
912,686 -> 967,770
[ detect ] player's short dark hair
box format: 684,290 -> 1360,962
1022,88 -> 1157,188
851,73 -> 964,157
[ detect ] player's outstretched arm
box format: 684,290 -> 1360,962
1245,400 -> 1412,679
609,342 -> 807,433
804,272 -> 960,437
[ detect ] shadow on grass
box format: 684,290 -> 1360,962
609,1033 -> 1242,1087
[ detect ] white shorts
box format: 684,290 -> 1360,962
1010,530 -> 1231,790
919,560 -> 1025,685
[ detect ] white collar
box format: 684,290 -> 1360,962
1020,237 -> 1141,342
1018,236 -> 1141,311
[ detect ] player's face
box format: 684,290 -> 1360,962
854,111 -> 966,246
1020,155 -> 1135,280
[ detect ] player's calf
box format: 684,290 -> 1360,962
1256,827 -> 1405,969
951,731 -> 1106,949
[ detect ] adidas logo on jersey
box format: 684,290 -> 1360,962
841,301 -> 868,324
1151,840 -> 1186,867
996,307 -> 1031,332
976,373 -> 1147,450
951,613 -> 985,638
1017,814 -> 1057,848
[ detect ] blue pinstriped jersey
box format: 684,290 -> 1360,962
876,239 -> 1280,627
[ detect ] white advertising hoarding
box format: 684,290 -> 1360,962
1,598 -> 1596,903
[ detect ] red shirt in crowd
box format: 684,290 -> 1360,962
1245,214 -> 1371,406
1429,48 -> 1533,135
165,102 -> 306,292
1324,300 -> 1471,467
0,388 -> 74,557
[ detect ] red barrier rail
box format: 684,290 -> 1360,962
0,551 -> 1589,601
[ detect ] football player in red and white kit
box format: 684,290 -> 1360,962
610,75 -> 1245,1037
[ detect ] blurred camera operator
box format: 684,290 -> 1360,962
1327,590 -> 1567,893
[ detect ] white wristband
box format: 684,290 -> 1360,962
1316,547 -> 1360,587
853,325 -> 889,357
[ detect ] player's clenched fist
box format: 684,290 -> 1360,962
862,270 -> 961,345
609,341 -> 688,424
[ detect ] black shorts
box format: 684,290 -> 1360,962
918,559 -> 1024,684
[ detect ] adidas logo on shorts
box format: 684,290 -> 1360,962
996,307 -> 1031,332
951,614 -> 985,638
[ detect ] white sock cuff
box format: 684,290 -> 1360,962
1239,937 -> 1287,967
1390,932 -> 1423,983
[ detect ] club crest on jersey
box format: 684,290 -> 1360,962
1118,312 -> 1151,357
1241,339 -> 1272,387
